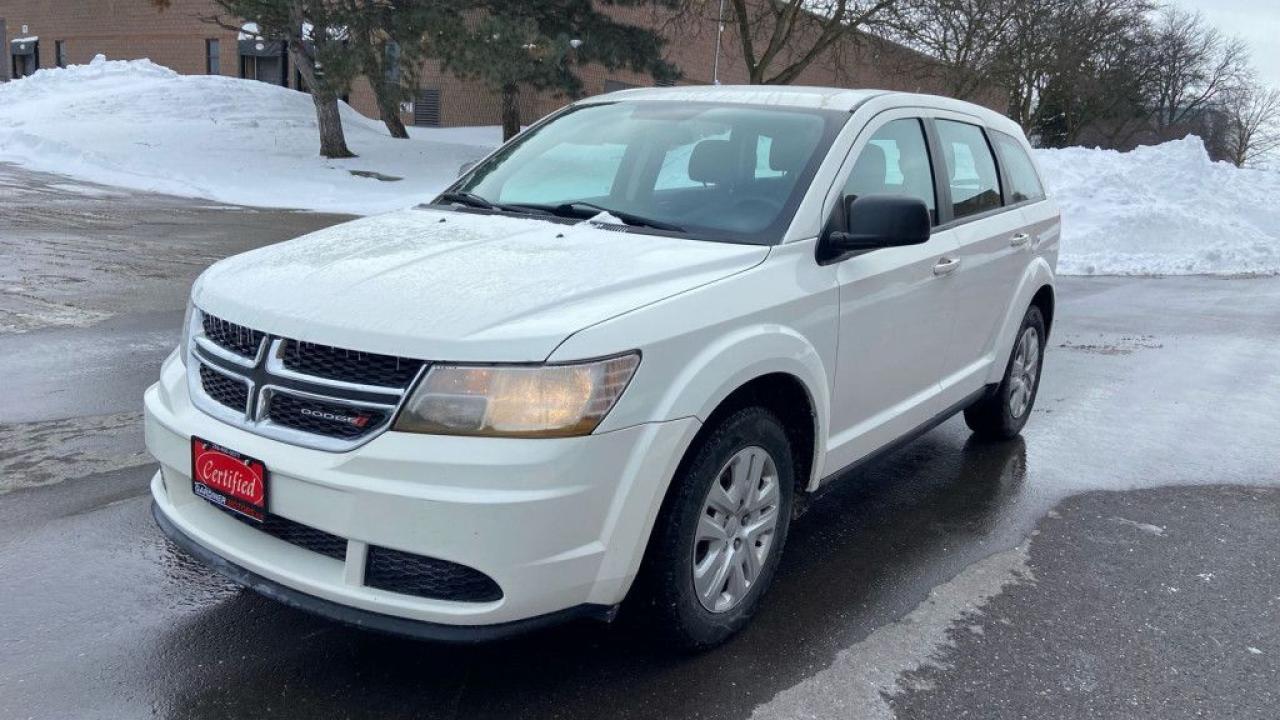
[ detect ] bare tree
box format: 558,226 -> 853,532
1221,81 -> 1280,168
879,0 -> 1018,101
721,0 -> 901,84
1148,6 -> 1249,136
997,0 -> 1060,132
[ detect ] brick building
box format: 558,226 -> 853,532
1,1 -> 970,128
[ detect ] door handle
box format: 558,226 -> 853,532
1010,232 -> 1031,247
933,257 -> 961,276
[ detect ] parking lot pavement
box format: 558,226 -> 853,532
0,168 -> 1277,719
0,163 -> 350,337
886,485 -> 1280,720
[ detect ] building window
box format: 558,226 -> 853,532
55,40 -> 68,68
239,41 -> 287,86
413,88 -> 441,127
603,79 -> 639,94
206,39 -> 220,75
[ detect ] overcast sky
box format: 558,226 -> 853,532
1173,0 -> 1280,89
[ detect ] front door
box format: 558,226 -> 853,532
823,113 -> 959,473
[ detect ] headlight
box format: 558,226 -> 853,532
393,353 -> 640,438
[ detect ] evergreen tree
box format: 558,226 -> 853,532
153,0 -> 359,158
432,1 -> 679,140
339,1 -> 448,139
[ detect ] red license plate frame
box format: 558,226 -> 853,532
190,436 -> 268,523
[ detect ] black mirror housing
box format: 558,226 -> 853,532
826,194 -> 931,254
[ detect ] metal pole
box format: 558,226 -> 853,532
712,0 -> 725,85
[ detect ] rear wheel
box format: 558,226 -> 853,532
633,406 -> 795,650
964,305 -> 1046,440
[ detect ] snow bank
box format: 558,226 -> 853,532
2,58 -> 1277,275
1036,137 -> 1280,276
0,55 -> 495,215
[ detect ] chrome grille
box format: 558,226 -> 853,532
187,310 -> 425,451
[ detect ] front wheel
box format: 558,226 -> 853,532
964,305 -> 1046,440
632,406 -> 795,650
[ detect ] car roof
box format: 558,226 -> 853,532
590,85 -> 885,111
585,85 -> 1024,137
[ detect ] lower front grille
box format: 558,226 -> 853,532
199,364 -> 248,412
231,511 -> 347,561
365,546 -> 503,602
267,393 -> 388,440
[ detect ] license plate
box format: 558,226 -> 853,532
191,436 -> 268,523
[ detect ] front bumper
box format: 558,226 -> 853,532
146,350 -> 700,633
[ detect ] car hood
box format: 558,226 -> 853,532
193,207 -> 769,362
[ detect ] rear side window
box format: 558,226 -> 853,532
936,120 -> 1001,220
990,131 -> 1045,203
843,118 -> 937,223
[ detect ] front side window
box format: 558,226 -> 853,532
454,101 -> 847,245
990,130 -> 1045,204
843,118 -> 937,223
936,120 -> 1002,220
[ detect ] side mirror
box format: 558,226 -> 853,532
457,160 -> 479,178
826,194 -> 931,253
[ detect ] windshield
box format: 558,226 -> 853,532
448,101 -> 848,245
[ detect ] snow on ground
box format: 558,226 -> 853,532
0,56 -> 495,215
1,57 -> 1278,275
1036,137 -> 1280,276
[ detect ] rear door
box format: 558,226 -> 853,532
928,115 -> 1028,402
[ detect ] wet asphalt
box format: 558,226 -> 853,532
0,164 -> 1278,719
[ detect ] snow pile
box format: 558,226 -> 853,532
0,55 -> 497,214
2,58 -> 1277,275
1037,137 -> 1280,276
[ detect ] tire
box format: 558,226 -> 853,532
964,305 -> 1046,440
631,406 -> 795,650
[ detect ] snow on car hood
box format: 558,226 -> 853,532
193,207 -> 769,362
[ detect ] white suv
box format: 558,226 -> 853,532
146,86 -> 1058,648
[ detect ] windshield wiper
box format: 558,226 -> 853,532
437,192 -> 557,217
554,201 -> 686,232
437,191 -> 495,210
438,194 -> 682,231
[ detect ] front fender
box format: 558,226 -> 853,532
667,326 -> 829,486
558,321 -> 832,489
986,257 -> 1055,385
551,322 -> 834,600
